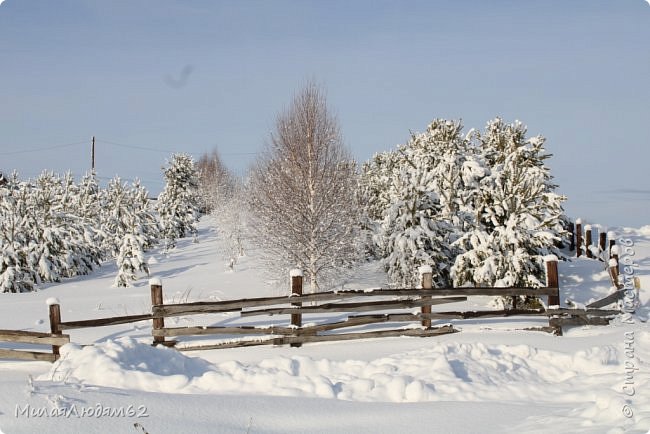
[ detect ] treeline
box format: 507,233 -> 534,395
200,83 -> 567,302
2,83 -> 568,300
0,154 -> 200,292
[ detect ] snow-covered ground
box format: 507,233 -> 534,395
0,217 -> 649,433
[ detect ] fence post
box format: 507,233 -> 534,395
608,232 -> 616,258
545,257 -> 561,335
290,269 -> 303,348
47,298 -> 62,359
608,258 -> 621,289
419,265 -> 433,329
545,256 -> 560,306
568,222 -> 575,251
585,224 -> 593,258
575,219 -> 583,258
598,230 -> 607,257
150,278 -> 165,346
611,245 -> 620,269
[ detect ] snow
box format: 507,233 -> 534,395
609,258 -> 619,267
576,218 -> 583,225
148,277 -> 163,286
1,216 -> 649,433
543,254 -> 558,263
45,297 -> 59,306
418,265 -> 433,275
289,269 -> 303,278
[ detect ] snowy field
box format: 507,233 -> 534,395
0,216 -> 649,434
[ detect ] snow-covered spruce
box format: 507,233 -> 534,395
451,119 -> 566,307
156,153 -> 200,251
361,119 -> 487,288
0,170 -> 160,292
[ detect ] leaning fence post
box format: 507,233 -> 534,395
598,230 -> 607,258
610,245 -> 621,289
575,219 -> 583,258
585,224 -> 593,259
608,258 -> 621,289
608,232 -> 616,258
545,256 -> 561,335
290,269 -> 303,348
150,278 -> 165,346
419,265 -> 433,329
47,298 -> 62,359
611,245 -> 620,268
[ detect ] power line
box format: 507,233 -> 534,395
96,138 -> 261,156
95,138 -> 177,154
0,140 -> 87,155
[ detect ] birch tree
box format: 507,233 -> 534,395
248,83 -> 360,292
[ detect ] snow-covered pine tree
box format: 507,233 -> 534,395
0,173 -> 34,293
451,119 -> 566,304
156,153 -> 200,250
113,233 -> 149,288
379,162 -> 452,287
361,119 -> 486,287
101,176 -> 131,258
103,177 -> 158,287
359,150 -> 401,259
129,179 -> 160,252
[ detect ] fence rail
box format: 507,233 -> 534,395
0,329 -> 70,362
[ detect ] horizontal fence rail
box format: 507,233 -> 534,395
0,329 -> 70,362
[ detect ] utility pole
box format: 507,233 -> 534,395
91,136 -> 95,172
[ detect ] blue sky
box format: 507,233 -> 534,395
0,0 -> 649,227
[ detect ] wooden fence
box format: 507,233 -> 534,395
144,259 -> 620,350
568,219 -> 639,306
0,258 -> 623,362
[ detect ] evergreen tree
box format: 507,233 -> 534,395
379,163 -> 452,287
156,153 -> 200,250
0,174 -> 34,293
361,119 -> 485,287
451,119 -> 566,299
113,233 -> 149,288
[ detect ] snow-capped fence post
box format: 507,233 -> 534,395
545,257 -> 561,335
608,232 -> 616,258
611,245 -> 620,268
419,265 -> 433,329
575,219 -> 583,258
598,231 -> 607,258
584,225 -> 593,259
608,258 -> 620,289
568,222 -> 575,251
290,269 -> 303,348
47,298 -> 62,359
150,278 -> 165,346
545,257 -> 559,306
